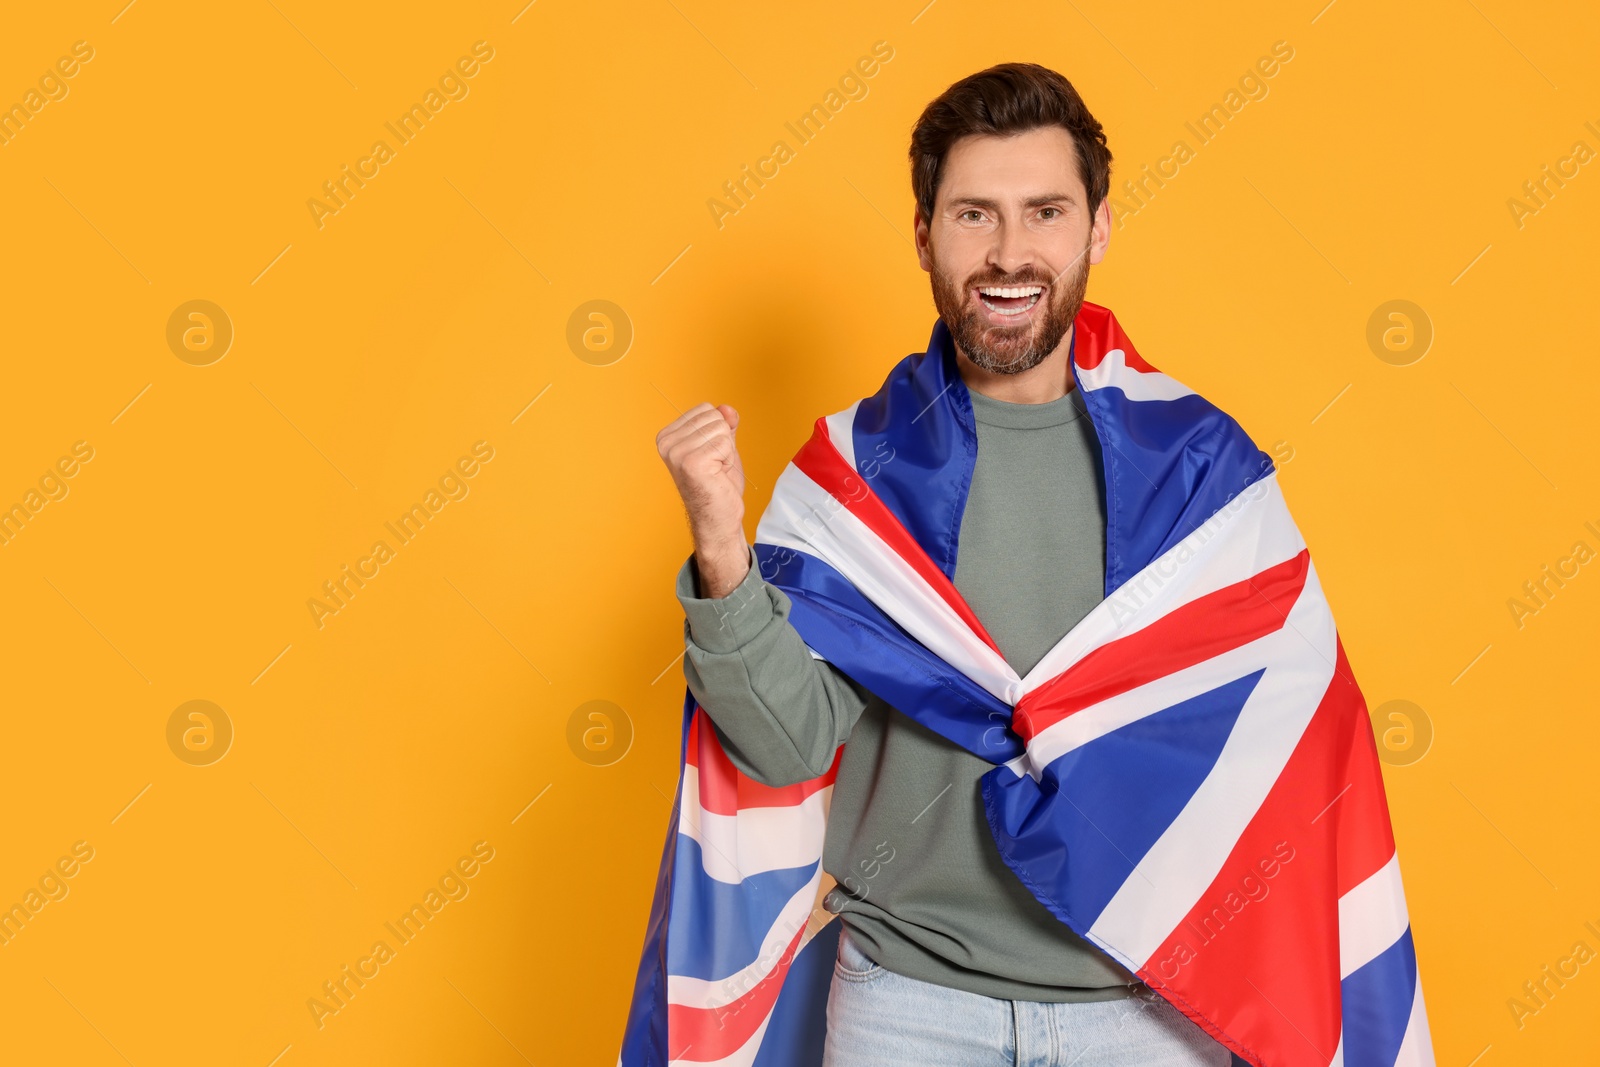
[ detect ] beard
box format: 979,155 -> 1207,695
928,232 -> 1092,376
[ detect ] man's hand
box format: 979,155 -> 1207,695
656,403 -> 751,598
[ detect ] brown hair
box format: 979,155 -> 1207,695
909,62 -> 1113,223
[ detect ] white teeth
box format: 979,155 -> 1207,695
977,285 -> 1044,298
978,290 -> 1043,316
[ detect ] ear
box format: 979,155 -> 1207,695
1088,197 -> 1112,266
914,207 -> 933,273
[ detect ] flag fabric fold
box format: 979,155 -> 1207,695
619,302 -> 1434,1067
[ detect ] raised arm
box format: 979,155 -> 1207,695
658,403 -> 871,787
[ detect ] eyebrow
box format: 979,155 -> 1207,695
946,193 -> 1078,210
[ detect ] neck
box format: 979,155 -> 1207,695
954,324 -> 1076,404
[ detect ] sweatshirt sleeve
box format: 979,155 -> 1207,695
675,542 -> 872,787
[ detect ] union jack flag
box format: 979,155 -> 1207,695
620,302 -> 1435,1067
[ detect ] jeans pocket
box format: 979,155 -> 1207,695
834,924 -> 885,982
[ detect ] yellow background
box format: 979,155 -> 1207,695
1,0 -> 1596,1063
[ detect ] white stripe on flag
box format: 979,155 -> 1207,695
1392,970 -> 1436,1066
1078,348 -> 1196,401
678,765 -> 829,882
1010,573 -> 1324,780
1338,849 -> 1408,979
666,874 -> 821,1010
1017,474 -> 1306,695
824,401 -> 860,474
1086,562 -> 1338,967
755,461 -> 1020,704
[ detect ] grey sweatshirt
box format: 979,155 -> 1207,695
674,379 -> 1147,1003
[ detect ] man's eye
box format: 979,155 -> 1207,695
962,210 -> 983,222
1040,207 -> 1060,219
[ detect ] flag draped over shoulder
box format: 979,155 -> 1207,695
619,302 -> 1435,1067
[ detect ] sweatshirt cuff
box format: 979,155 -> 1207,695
676,543 -> 778,654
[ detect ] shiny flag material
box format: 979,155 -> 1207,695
620,302 -> 1435,1067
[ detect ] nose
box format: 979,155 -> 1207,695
988,217 -> 1036,281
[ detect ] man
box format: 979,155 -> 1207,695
654,63 -> 1240,1064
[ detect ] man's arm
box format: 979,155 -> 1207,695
655,402 -> 867,785
676,542 -> 872,787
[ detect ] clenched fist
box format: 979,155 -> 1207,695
656,402 -> 751,598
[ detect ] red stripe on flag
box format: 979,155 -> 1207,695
1134,636 -> 1375,1067
1332,673 -> 1396,899
1014,550 -> 1311,744
1072,301 -> 1160,374
790,416 -> 1004,657
666,920 -> 808,1062
686,706 -> 839,817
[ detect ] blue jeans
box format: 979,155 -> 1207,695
823,923 -> 1242,1067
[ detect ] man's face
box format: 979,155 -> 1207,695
915,126 -> 1111,376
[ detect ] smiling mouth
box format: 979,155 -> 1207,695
974,284 -> 1045,318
